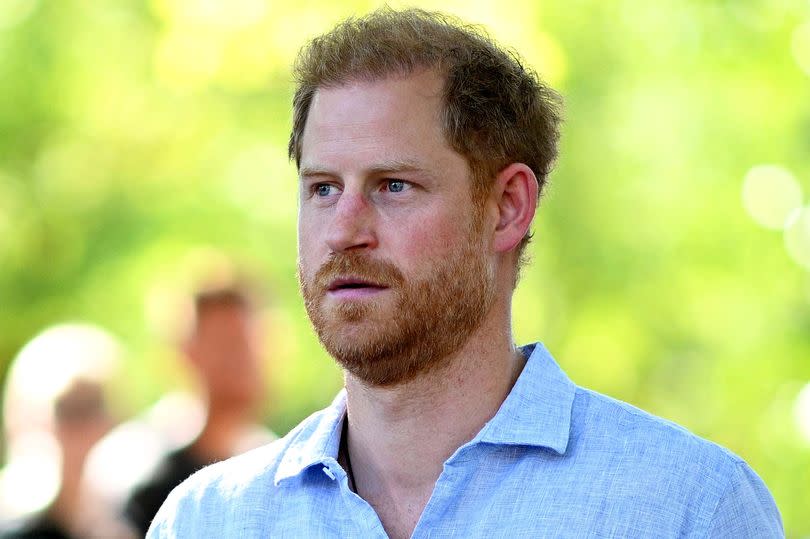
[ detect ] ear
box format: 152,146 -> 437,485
491,163 -> 538,254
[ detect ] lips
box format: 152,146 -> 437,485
309,255 -> 404,301
327,277 -> 388,292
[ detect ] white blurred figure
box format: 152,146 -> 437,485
0,324 -> 124,539
82,392 -> 204,524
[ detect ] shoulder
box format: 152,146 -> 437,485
146,406 -> 334,538
571,386 -> 749,484
568,387 -> 782,535
146,440 -> 284,537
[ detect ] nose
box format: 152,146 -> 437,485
325,191 -> 378,253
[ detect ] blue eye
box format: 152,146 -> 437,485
315,184 -> 332,197
387,180 -> 406,193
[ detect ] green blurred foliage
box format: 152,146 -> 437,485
1,0 -> 809,534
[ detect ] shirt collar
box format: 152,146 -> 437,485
274,390 -> 347,485
274,342 -> 576,484
475,342 -> 576,454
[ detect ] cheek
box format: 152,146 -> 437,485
385,212 -> 467,266
297,222 -> 322,269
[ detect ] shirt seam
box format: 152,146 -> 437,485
699,459 -> 742,538
578,387 -> 746,466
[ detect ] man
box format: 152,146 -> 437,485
149,8 -> 783,538
124,284 -> 274,536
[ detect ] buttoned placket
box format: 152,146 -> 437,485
320,458 -> 390,538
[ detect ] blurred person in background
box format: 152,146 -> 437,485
0,323 -> 124,539
121,282 -> 275,537
149,7 -> 782,538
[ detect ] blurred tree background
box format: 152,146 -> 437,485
0,0 -> 809,534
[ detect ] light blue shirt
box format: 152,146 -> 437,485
148,343 -> 783,538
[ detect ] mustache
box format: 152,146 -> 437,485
313,253 -> 405,290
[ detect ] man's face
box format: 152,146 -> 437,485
297,70 -> 497,387
187,304 -> 265,409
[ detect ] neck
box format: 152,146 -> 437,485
46,448 -> 85,534
343,294 -> 525,538
191,401 -> 257,462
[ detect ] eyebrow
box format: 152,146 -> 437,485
299,159 -> 434,180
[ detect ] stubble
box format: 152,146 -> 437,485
299,228 -> 495,387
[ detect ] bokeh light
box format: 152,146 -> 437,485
154,30 -> 223,91
792,20 -> 810,77
742,164 -> 803,230
0,432 -> 60,517
152,0 -> 267,30
794,381 -> 810,445
0,0 -> 38,29
784,206 -> 810,269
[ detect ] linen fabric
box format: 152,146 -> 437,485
147,343 -> 783,538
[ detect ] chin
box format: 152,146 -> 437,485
316,317 -> 384,351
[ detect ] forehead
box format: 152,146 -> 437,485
299,71 -> 453,172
